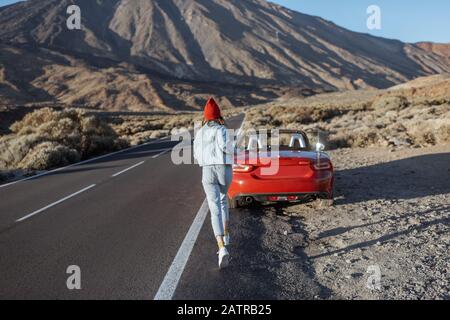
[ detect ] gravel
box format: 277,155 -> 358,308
240,145 -> 450,300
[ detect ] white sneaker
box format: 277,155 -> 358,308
224,234 -> 230,246
218,247 -> 230,269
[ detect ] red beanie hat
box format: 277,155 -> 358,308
204,97 -> 222,121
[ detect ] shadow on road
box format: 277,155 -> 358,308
215,208 -> 282,299
227,203 -> 333,299
174,206 -> 282,300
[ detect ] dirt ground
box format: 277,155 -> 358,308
240,145 -> 450,300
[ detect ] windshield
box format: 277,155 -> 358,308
238,131 -> 311,152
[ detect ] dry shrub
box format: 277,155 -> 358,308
435,123 -> 450,143
244,90 -> 450,150
112,113 -> 204,146
0,108 -> 128,171
111,110 -> 239,146
328,134 -> 353,149
407,120 -> 450,146
372,95 -> 409,112
127,130 -> 170,146
18,142 -> 80,170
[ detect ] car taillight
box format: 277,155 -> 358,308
298,159 -> 312,166
233,164 -> 254,173
313,161 -> 332,171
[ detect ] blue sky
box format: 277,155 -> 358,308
0,0 -> 16,6
272,0 -> 450,43
1,0 -> 449,43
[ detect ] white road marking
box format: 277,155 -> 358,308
16,184 -> 97,223
152,149 -> 170,159
154,199 -> 209,300
1,116 -> 244,189
111,161 -> 145,178
0,136 -> 171,189
154,115 -> 244,300
128,148 -> 172,156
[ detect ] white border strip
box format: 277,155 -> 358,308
154,115 -> 245,300
152,149 -> 170,159
16,184 -> 96,223
154,199 -> 209,300
111,161 -> 145,178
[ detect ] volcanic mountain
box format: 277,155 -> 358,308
416,42 -> 450,66
0,0 -> 449,111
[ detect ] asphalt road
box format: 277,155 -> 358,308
0,115 -> 250,300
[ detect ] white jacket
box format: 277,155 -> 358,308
194,122 -> 234,167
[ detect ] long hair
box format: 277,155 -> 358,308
202,117 -> 227,127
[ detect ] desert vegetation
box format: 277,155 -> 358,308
243,75 -> 450,150
0,108 -> 128,181
110,108 -> 241,146
1,75 -> 448,183
0,107 -> 240,182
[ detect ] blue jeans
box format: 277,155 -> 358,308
202,165 -> 233,237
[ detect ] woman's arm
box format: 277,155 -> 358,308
193,130 -> 202,164
217,126 -> 235,155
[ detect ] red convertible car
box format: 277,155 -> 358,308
228,129 -> 334,208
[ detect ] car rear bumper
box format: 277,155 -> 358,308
228,172 -> 334,200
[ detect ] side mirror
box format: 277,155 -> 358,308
316,142 -> 325,152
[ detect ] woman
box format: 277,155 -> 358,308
194,97 -> 234,269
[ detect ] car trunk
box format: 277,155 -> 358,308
237,151 -> 323,180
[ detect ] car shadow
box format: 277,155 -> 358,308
310,204 -> 450,260
220,207 -> 284,299
316,205 -> 449,240
334,152 -> 450,205
233,202 -> 334,299
263,152 -> 450,261
228,152 -> 450,298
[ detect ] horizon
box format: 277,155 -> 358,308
0,0 -> 449,43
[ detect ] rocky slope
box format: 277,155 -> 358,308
0,43 -> 281,111
0,0 -> 449,111
416,42 -> 450,65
